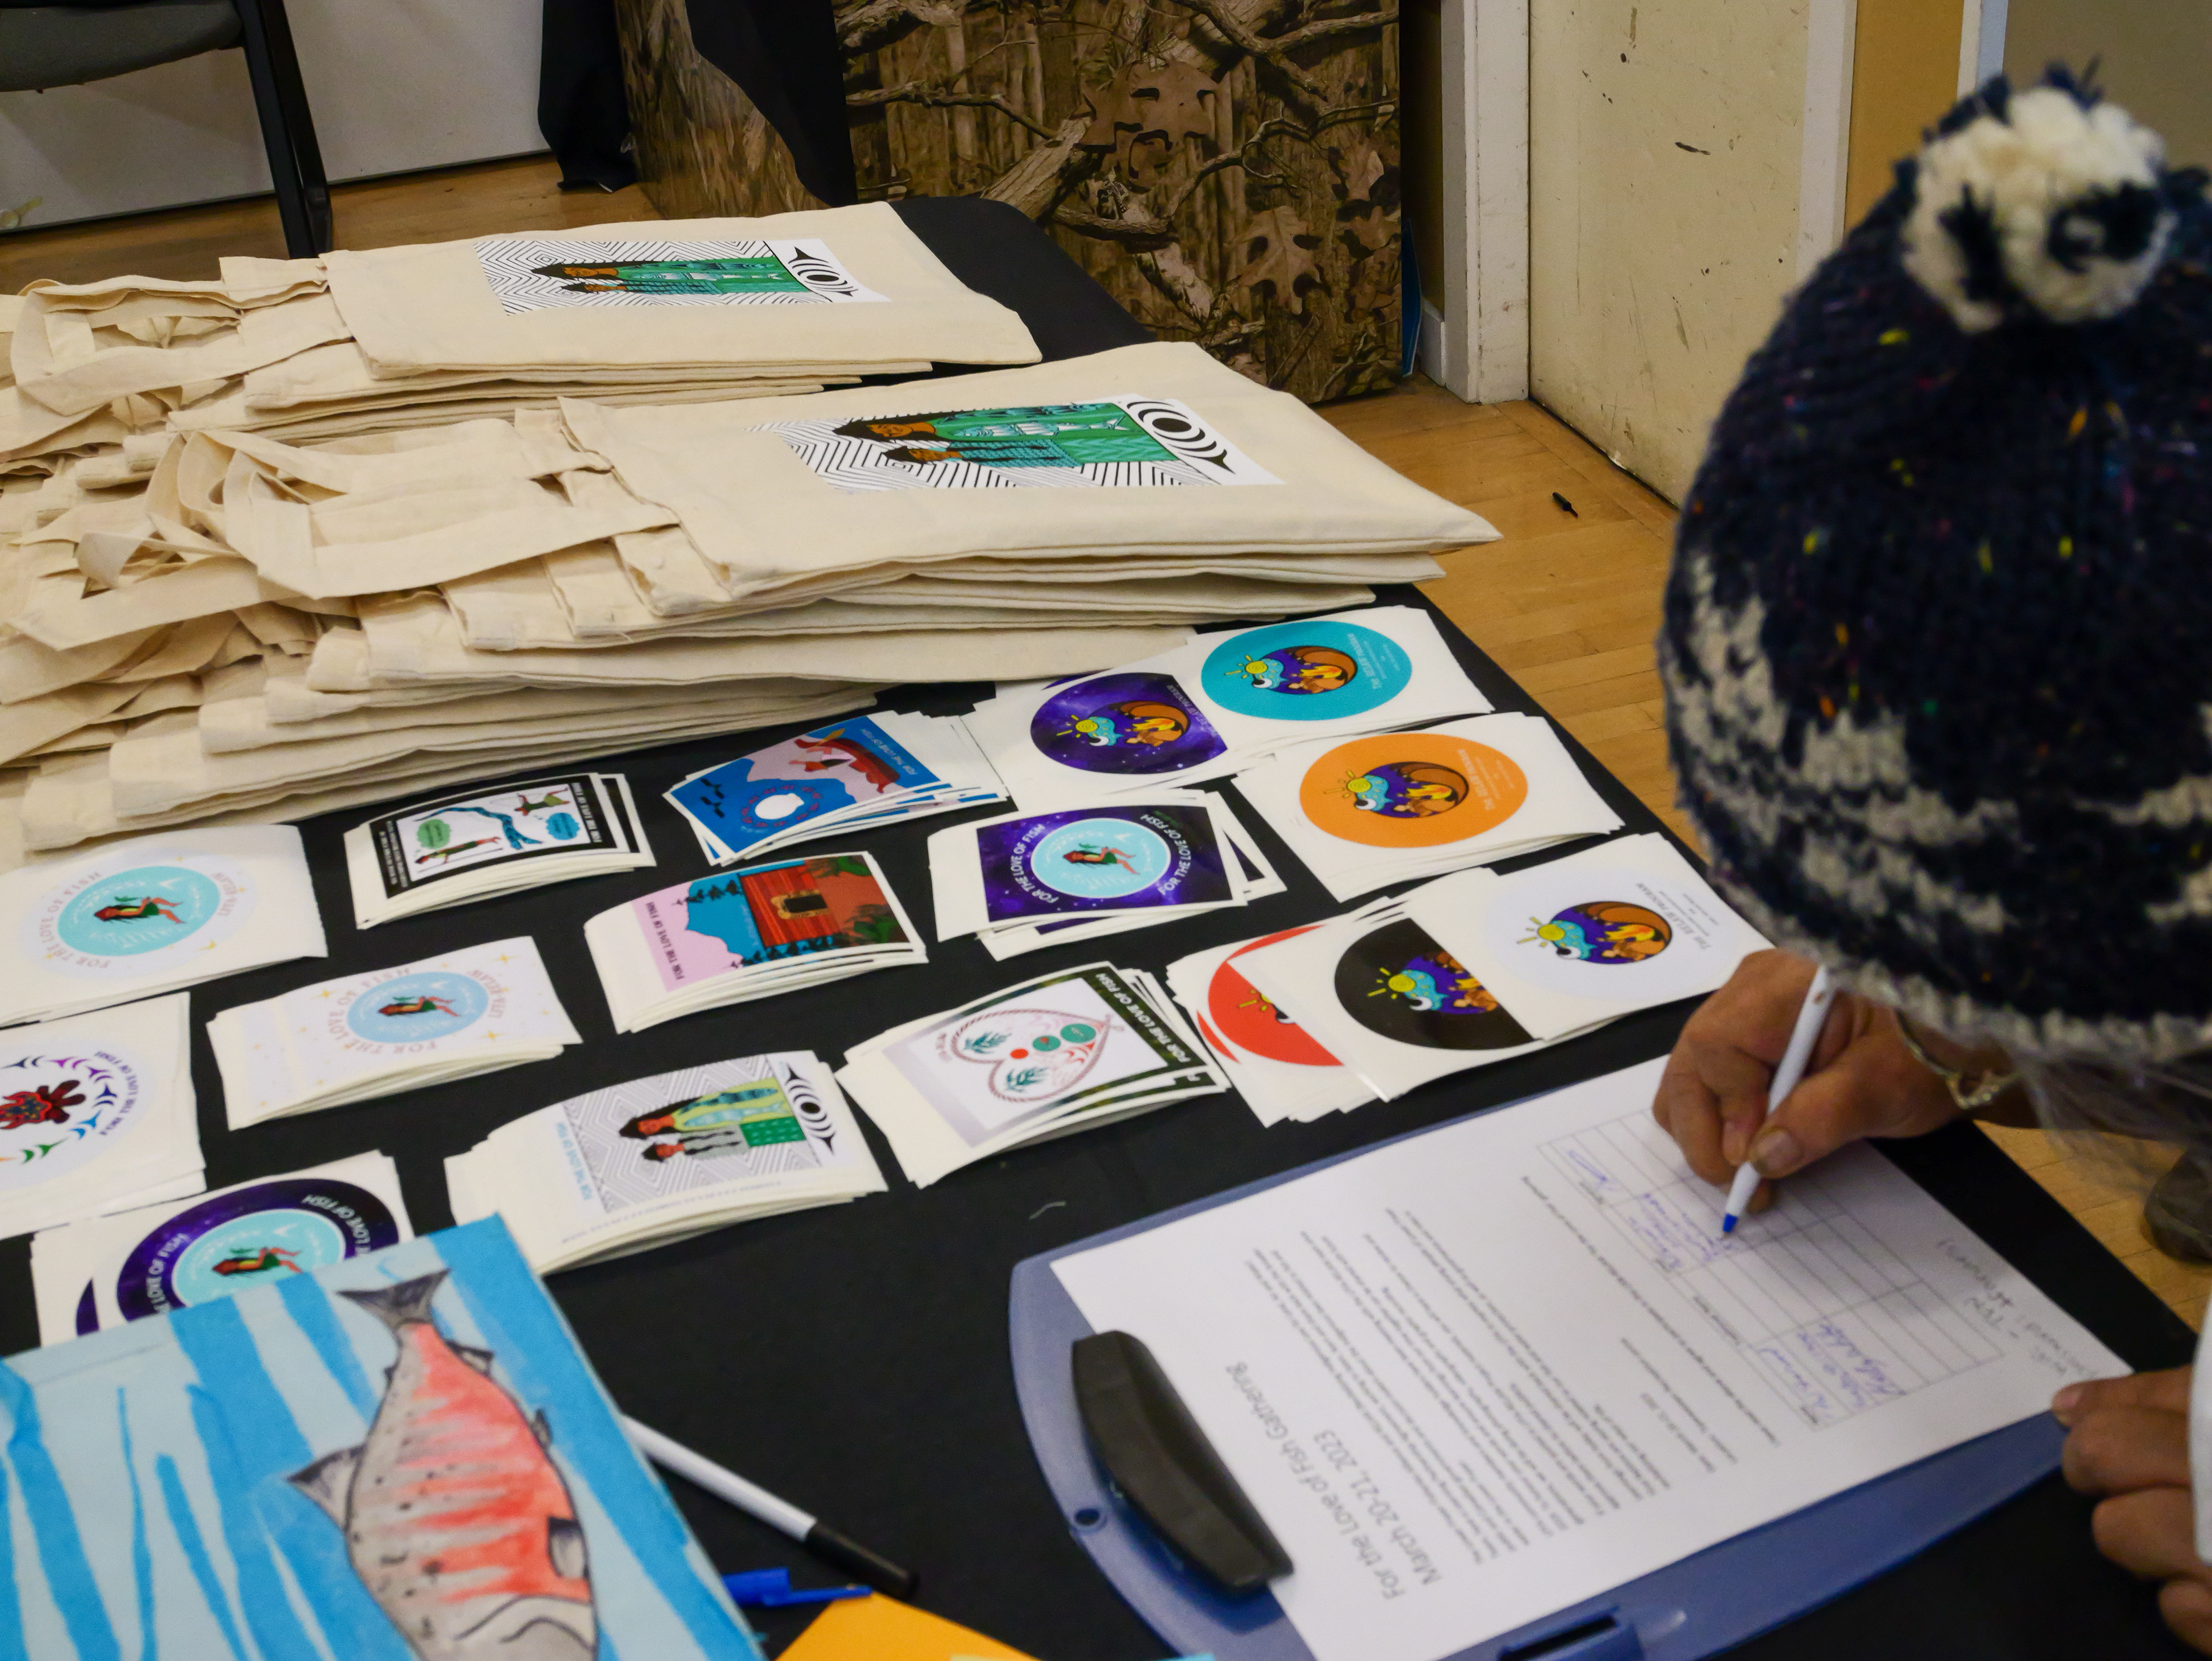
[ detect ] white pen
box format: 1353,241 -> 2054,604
1721,965 -> 1836,1233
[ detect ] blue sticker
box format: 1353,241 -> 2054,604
1028,818 -> 1176,899
53,865 -> 223,957
1199,619 -> 1415,721
344,970 -> 490,1043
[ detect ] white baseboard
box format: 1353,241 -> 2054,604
1416,298 -> 1454,393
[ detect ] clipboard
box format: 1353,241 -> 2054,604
1008,1094 -> 2067,1661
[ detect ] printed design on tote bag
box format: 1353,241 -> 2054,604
1201,618 -> 1416,721
1028,670 -> 1229,775
755,395 -> 1281,492
1520,902 -> 1674,966
0,1041 -> 146,1191
1333,919 -> 1532,1052
476,236 -> 888,312
115,1176 -> 402,1319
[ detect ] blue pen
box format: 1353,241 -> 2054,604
721,1567 -> 872,1607
1721,966 -> 1836,1233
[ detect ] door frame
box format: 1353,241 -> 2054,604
1418,0 -> 1529,403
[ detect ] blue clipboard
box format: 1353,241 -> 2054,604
1008,1091 -> 2065,1661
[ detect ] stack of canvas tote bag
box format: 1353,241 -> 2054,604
0,205 -> 1498,863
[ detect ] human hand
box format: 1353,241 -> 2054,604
2056,1369 -> 2212,1652
1652,950 -> 1963,1208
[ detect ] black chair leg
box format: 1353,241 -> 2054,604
233,0 -> 332,256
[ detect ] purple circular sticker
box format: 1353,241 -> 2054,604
74,1281 -> 97,1336
1028,672 -> 1227,776
115,1177 -> 401,1320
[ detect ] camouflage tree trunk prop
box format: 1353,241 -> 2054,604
613,0 -> 1402,404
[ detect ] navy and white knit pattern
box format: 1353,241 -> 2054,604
1660,71 -> 2212,1061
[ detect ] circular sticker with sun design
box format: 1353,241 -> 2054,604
1520,902 -> 1674,966
1200,619 -> 1414,722
1297,733 -> 1530,848
1207,928 -> 1339,1066
1029,671 -> 1228,775
1332,919 -> 1532,1052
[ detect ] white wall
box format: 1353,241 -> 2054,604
1529,0 -> 1814,503
0,0 -> 546,231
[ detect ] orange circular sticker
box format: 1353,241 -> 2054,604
1297,734 -> 1529,849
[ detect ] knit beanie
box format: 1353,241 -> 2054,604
1659,69 -> 2212,1062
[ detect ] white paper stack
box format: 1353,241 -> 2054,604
1230,713 -> 1623,901
0,995 -> 203,1242
927,791 -> 1282,962
210,936 -> 581,1127
585,851 -> 926,1032
444,1052 -> 887,1273
1165,930 -> 1377,1126
665,711 -> 1003,866
29,1151 -> 412,1343
838,962 -> 1225,1186
344,771 -> 654,927
964,607 -> 1493,809
1235,834 -> 1768,1101
0,826 -> 326,1026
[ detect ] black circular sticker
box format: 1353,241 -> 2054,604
1333,919 -> 1532,1052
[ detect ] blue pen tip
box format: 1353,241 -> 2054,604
1720,1215 -> 1738,1235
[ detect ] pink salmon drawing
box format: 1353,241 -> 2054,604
289,1271 -> 597,1659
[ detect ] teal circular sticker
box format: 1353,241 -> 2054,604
345,970 -> 490,1044
54,866 -> 223,958
1029,819 -> 1174,899
171,1210 -> 350,1303
1201,620 -> 1414,721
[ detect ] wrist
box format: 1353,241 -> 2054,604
1891,1011 -> 2021,1115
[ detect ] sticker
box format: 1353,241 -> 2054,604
74,1282 -> 96,1337
936,1009 -> 1111,1105
754,396 -> 1281,493
114,1177 -> 402,1319
0,1039 -> 149,1193
976,805 -> 1230,923
1297,734 -> 1530,849
555,1057 -> 846,1214
1482,862 -> 1728,1006
668,717 -> 939,857
633,855 -> 910,993
1027,672 -> 1228,776
1201,618 -> 1415,722
370,775 -> 620,899
1333,919 -> 1531,1052
477,236 -> 888,313
1208,929 -> 1339,1066
342,970 -> 492,1045
24,854 -> 254,978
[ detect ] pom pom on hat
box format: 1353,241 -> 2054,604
1903,71 -> 2182,331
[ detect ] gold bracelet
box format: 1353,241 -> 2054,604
1895,1013 -> 2018,1112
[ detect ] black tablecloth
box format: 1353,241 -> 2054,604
1,203 -> 2197,1661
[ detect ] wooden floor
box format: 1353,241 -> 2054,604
10,159 -> 2203,1327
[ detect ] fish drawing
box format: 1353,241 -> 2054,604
289,1272 -> 597,1660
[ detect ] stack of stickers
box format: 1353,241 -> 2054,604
0,826 -> 326,1026
837,963 -> 1224,1186
964,607 -> 1492,809
927,793 -> 1281,962
345,772 -> 654,927
1231,713 -> 1623,901
1233,835 -> 1769,1101
586,852 -> 925,1031
211,938 -> 581,1127
29,1152 -> 412,1343
0,995 -> 204,1242
445,1053 -> 887,1273
666,711 -> 1002,866
1167,930 -> 1377,1124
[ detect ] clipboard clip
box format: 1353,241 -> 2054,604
1072,1331 -> 1293,1597
1499,1609 -> 1642,1661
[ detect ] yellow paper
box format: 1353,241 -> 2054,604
779,1595 -> 1039,1661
